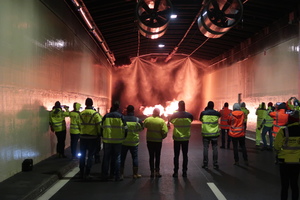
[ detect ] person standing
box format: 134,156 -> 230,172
228,103 -> 248,166
219,102 -> 232,149
120,105 -> 144,179
269,102 -> 289,138
240,102 -> 250,132
69,102 -> 81,160
255,102 -> 266,147
274,111 -> 300,200
144,108 -> 168,178
169,101 -> 194,177
49,101 -> 69,158
79,98 -> 102,179
101,101 -> 128,181
260,102 -> 274,151
200,101 -> 221,169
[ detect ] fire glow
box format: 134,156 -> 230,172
140,100 -> 179,117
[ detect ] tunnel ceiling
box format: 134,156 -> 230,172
73,0 -> 299,66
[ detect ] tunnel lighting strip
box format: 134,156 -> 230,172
71,0 -> 115,66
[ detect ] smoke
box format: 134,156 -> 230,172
112,56 -> 207,118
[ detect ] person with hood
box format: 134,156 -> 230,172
169,100 -> 194,177
240,102 -> 250,132
255,102 -> 266,147
69,102 -> 81,160
260,102 -> 275,151
144,108 -> 168,178
228,103 -> 248,166
120,105 -> 144,179
274,110 -> 300,200
199,101 -> 221,169
49,101 -> 70,158
79,98 -> 102,179
219,102 -> 232,149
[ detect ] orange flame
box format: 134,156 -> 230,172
140,100 -> 179,117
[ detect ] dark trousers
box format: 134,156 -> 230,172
55,130 -> 66,155
147,141 -> 162,172
79,138 -> 97,175
102,143 -> 122,180
203,137 -> 218,165
221,129 -> 231,148
261,126 -> 273,148
232,136 -> 248,162
173,140 -> 189,172
70,134 -> 80,157
279,163 -> 300,200
121,145 -> 139,168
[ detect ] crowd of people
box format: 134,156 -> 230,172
49,97 -> 300,200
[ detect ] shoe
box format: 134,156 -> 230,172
173,172 -> 178,178
150,171 -> 155,178
213,165 -> 219,169
202,165 -> 208,169
227,146 -> 230,149
234,161 -> 239,166
155,171 -> 162,178
182,172 -> 187,177
260,147 -> 267,151
220,146 -> 225,149
133,174 -> 142,179
244,161 -> 249,166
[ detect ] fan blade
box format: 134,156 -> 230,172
154,0 -> 161,12
222,0 -> 233,12
142,2 -> 152,14
211,0 -> 220,11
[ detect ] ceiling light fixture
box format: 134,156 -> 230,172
158,44 -> 165,48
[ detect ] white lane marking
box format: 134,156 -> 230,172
207,182 -> 227,200
37,167 -> 79,200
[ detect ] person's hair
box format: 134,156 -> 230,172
178,100 -> 185,111
224,102 -> 229,108
111,101 -> 120,112
207,101 -> 214,109
241,102 -> 246,107
267,102 -> 273,107
85,98 -> 93,106
127,105 -> 134,113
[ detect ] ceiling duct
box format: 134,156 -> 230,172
197,0 -> 243,38
136,0 -> 172,39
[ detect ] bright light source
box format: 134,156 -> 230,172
77,153 -> 82,157
158,44 -> 165,48
171,14 -> 177,19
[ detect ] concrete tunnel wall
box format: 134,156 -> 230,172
0,0 -> 299,182
0,0 -> 112,181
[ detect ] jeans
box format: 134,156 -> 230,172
203,137 -> 218,165
102,143 -> 122,180
55,130 -> 66,155
173,140 -> 189,172
232,136 -> 248,162
121,145 -> 138,168
279,163 -> 300,200
221,129 -> 231,148
70,134 -> 80,157
79,138 -> 97,175
147,141 -> 162,172
261,126 -> 273,148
